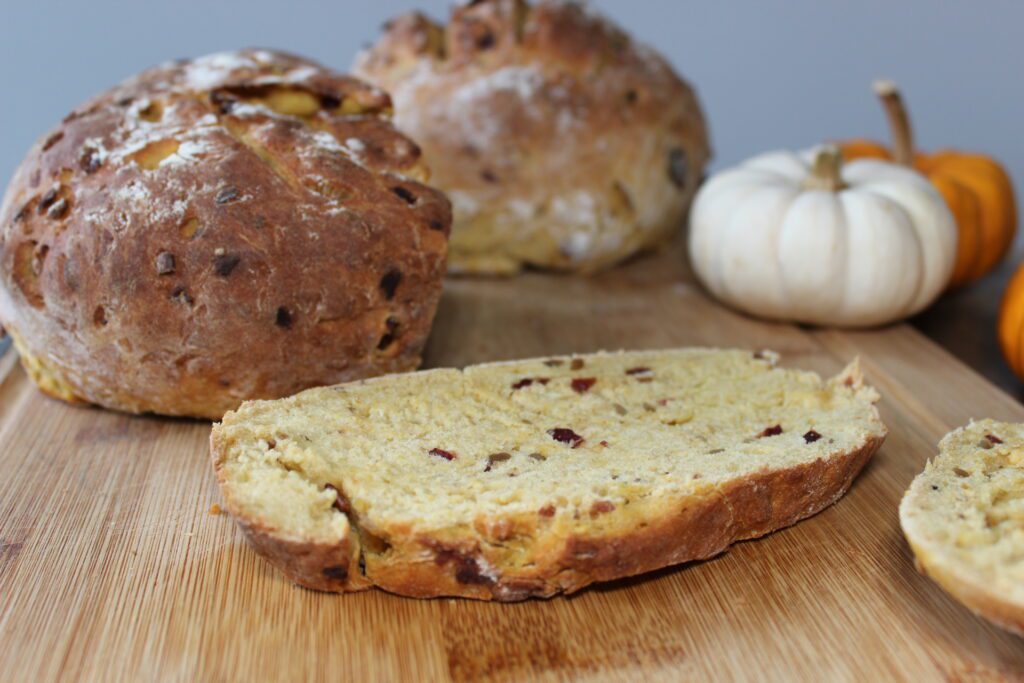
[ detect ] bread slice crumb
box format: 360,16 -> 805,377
901,419 -> 1024,634
212,348 -> 886,600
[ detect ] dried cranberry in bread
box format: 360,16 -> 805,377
211,348 -> 885,600
354,0 -> 710,274
0,49 -> 450,418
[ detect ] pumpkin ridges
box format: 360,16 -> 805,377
1017,317 -> 1024,383
929,175 -> 982,288
931,169 -> 1009,282
688,146 -> 956,328
842,83 -> 1017,290
998,267 -> 1024,378
1004,272 -> 1024,377
926,152 -> 1017,275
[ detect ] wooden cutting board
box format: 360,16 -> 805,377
2,247 -> 1023,682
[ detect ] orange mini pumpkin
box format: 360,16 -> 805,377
999,267 -> 1024,379
841,81 -> 1017,289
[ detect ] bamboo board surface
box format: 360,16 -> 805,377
2,248 -> 1023,682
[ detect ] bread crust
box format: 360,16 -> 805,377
212,428 -> 883,600
0,49 -> 450,418
903,534 -> 1024,636
354,0 -> 710,274
900,459 -> 1024,636
234,518 -> 371,593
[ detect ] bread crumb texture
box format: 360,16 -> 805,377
213,348 -> 885,600
901,420 -> 1024,634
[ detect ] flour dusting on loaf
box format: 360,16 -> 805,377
0,48 -> 450,418
355,0 -> 711,274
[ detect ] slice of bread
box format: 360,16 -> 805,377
900,420 -> 1024,634
211,348 -> 886,600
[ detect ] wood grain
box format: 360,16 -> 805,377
1,246 -> 1023,682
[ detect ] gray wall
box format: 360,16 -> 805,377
2,1 -> 1022,194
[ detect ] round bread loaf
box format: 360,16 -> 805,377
0,49 -> 451,419
354,0 -> 710,275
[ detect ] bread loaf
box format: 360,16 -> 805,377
355,0 -> 710,274
0,49 -> 450,418
212,348 -> 885,600
900,420 -> 1024,635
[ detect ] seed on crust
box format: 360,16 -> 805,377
46,199 -> 69,220
668,148 -> 688,188
170,286 -> 193,305
320,93 -> 343,109
379,269 -> 402,300
391,186 -> 416,204
42,131 -> 64,151
155,251 -> 176,275
213,253 -> 241,276
377,317 -> 400,350
210,90 -> 238,113
215,186 -> 240,204
322,565 -> 348,580
37,188 -> 59,213
80,147 -> 102,173
433,548 -> 492,585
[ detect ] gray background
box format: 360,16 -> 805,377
1,1 -> 1021,188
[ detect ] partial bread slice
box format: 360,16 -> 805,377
211,348 -> 886,600
900,420 -> 1024,634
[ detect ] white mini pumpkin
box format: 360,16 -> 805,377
688,145 -> 957,327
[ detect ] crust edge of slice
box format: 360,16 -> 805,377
900,427 -> 1024,636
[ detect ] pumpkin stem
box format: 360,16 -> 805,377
804,145 -> 847,192
873,79 -> 915,166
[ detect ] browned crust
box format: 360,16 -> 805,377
213,430 -> 884,601
898,422 -> 1024,638
905,536 -> 1024,637
209,426 -> 371,592
0,49 -> 450,418
234,518 -> 370,592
